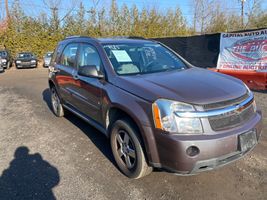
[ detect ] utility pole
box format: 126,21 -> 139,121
5,0 -> 9,20
50,6 -> 59,31
240,0 -> 246,28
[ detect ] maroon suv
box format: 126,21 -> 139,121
48,36 -> 262,179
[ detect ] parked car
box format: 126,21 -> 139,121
0,59 -> 4,73
43,52 -> 53,67
0,49 -> 13,69
48,36 -> 262,179
15,52 -> 38,69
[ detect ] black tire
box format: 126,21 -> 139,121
110,119 -> 152,179
50,86 -> 64,117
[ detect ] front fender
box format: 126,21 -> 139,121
102,84 -> 160,164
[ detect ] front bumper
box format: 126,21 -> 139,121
1,62 -> 7,68
152,110 -> 262,175
0,66 -> 4,72
16,63 -> 37,68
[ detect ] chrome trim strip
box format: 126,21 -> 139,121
175,93 -> 254,118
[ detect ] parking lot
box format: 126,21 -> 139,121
0,68 -> 266,200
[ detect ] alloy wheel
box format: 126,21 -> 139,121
115,129 -> 136,169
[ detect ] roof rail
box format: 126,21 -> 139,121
127,36 -> 146,39
109,36 -> 146,40
64,35 -> 92,40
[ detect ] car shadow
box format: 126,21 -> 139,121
252,89 -> 267,94
42,88 -> 116,167
0,146 -> 60,200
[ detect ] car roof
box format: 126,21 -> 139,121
97,38 -> 155,44
18,52 -> 33,54
62,36 -> 157,45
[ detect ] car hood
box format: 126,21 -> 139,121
114,68 -> 247,104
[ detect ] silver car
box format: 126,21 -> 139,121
43,52 -> 53,68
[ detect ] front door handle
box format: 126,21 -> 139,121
49,67 -> 60,73
73,75 -> 79,80
53,69 -> 60,73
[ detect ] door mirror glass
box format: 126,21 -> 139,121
67,56 -> 76,67
78,65 -> 104,78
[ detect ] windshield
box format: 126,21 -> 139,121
45,53 -> 53,58
18,53 -> 33,58
0,51 -> 7,57
103,43 -> 187,75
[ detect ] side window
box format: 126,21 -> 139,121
77,44 -> 102,71
60,43 -> 79,67
51,44 -> 63,64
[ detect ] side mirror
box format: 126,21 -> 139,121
67,56 -> 75,66
78,65 -> 104,78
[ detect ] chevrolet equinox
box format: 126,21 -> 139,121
48,36 -> 262,179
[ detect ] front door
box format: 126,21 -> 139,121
70,43 -> 104,123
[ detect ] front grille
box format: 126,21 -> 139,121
208,103 -> 255,131
203,93 -> 249,111
21,61 -> 31,65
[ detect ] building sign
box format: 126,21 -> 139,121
217,29 -> 267,71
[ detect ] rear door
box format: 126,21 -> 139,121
55,42 -> 79,103
70,43 -> 104,122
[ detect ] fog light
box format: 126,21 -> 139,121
186,146 -> 200,157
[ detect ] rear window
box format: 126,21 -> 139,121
45,53 -> 53,58
18,53 -> 33,58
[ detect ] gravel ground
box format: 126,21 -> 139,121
0,68 -> 266,200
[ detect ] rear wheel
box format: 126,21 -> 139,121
110,119 -> 152,179
50,87 -> 64,117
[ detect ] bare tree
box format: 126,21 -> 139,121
245,0 -> 263,28
192,0 -> 217,34
42,0 -> 78,31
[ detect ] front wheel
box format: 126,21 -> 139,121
50,87 -> 64,117
110,119 -> 152,179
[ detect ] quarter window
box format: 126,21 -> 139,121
60,43 -> 79,67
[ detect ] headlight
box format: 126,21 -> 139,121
244,84 -> 256,111
252,100 -> 257,112
16,60 -> 21,63
244,83 -> 251,93
152,99 -> 203,134
1,59 -> 7,63
31,60 -> 36,63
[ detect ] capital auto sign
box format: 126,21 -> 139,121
217,29 -> 267,71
